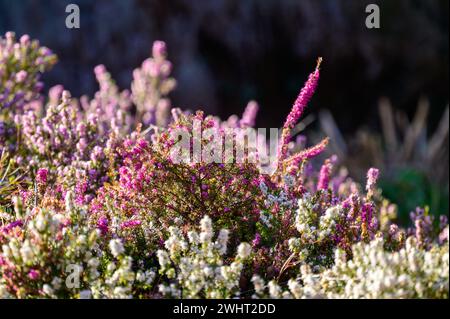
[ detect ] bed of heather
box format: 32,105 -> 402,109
0,32 -> 448,299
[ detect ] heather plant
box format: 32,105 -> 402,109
0,32 -> 57,113
0,32 -> 57,153
89,115 -> 265,247
0,32 -> 448,299
250,236 -> 448,299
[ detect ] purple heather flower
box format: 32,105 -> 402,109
252,233 -> 262,247
0,220 -> 23,234
36,168 -> 48,184
97,217 -> 109,235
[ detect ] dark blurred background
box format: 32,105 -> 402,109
1,0 -> 448,129
1,0 -> 449,218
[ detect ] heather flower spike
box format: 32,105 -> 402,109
278,57 -> 322,163
285,137 -> 329,170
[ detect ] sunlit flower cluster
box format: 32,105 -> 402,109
157,215 -> 252,298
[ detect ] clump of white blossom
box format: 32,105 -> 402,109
157,215 -> 252,298
252,237 -> 449,299
314,237 -> 449,298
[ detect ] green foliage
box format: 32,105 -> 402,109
380,168 -> 449,225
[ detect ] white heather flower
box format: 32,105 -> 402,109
288,279 -> 302,298
51,277 -> 62,290
0,285 -> 10,298
144,270 -> 156,285
268,280 -> 282,298
288,238 -> 300,252
203,266 -> 214,278
109,239 -> 125,258
157,250 -> 171,268
20,240 -> 34,262
113,286 -> 131,299
216,229 -> 229,255
158,284 -> 170,295
200,215 -> 213,243
42,284 -> 54,295
334,248 -> 346,265
1,245 -> 11,258
251,275 -> 265,295
77,235 -> 87,245
79,290 -> 92,299
8,241 -> 20,260
52,214 -> 64,227
259,181 -> 268,194
65,191 -> 74,212
136,271 -> 146,282
88,257 -> 100,268
187,231 -> 200,244
107,262 -> 116,273
35,214 -> 46,232
237,242 -> 252,259
283,175 -> 295,188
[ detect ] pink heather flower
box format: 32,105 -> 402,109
389,224 -> 399,236
317,158 -> 333,191
97,217 -> 109,235
279,58 -> 322,161
252,233 -> 261,247
366,167 -> 380,197
19,189 -> 32,203
36,168 -> 48,184
19,34 -> 30,45
152,40 -> 167,59
28,269 -> 40,280
94,64 -> 107,76
49,85 -> 64,103
240,100 -> 259,127
285,137 -> 329,168
0,220 -> 23,234
15,70 -> 28,83
439,226 -> 449,244
120,220 -> 142,229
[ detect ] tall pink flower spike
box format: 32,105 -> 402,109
278,57 -> 324,169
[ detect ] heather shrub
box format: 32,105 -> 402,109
0,32 -> 57,153
0,32 -> 448,299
